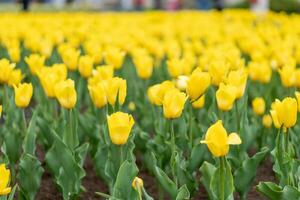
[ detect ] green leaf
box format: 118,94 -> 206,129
18,154 -> 44,200
154,166 -> 177,199
112,161 -> 138,200
23,111 -> 38,155
234,147 -> 269,198
188,143 -> 205,172
257,182 -> 300,200
176,185 -> 190,200
211,158 -> 234,200
199,161 -> 216,200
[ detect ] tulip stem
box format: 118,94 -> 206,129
188,105 -> 193,150
170,120 -> 177,187
285,128 -> 289,153
120,145 -> 124,167
219,157 -> 225,200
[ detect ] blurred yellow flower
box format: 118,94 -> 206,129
25,54 -> 45,75
55,79 -> 77,109
252,97 -> 265,116
88,81 -> 107,108
216,83 -> 236,111
187,68 -> 211,100
78,55 -> 94,78
163,88 -> 187,119
104,77 -> 126,106
262,114 -> 272,128
0,164 -> 11,196
13,83 -> 33,108
0,59 -> 15,84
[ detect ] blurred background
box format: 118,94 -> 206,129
0,0 -> 299,14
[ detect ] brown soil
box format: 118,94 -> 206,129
34,147 -> 275,200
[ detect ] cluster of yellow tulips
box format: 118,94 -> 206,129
0,10 -> 300,200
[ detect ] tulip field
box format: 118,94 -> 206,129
1,10 -> 300,200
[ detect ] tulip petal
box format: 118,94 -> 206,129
227,132 -> 241,145
0,187 -> 11,195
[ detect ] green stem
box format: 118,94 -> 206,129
158,182 -> 164,200
64,109 -> 78,150
119,145 -> 124,168
285,129 -> 289,153
235,102 -> 240,132
170,120 -> 177,187
22,109 -> 27,135
220,157 -> 225,200
137,185 -> 142,200
188,105 -> 193,150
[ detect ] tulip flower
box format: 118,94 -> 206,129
201,120 -> 241,157
25,54 -> 45,75
208,60 -> 229,86
133,55 -> 153,80
192,95 -> 205,109
78,55 -> 94,78
270,98 -> 297,129
163,88 -> 187,119
295,91 -> 300,112
175,75 -> 189,91
0,59 -> 15,84
248,62 -> 271,83
226,68 -> 248,99
13,83 -> 33,108
8,69 -> 23,87
61,48 -> 80,71
103,77 -> 126,106
147,84 -> 161,105
104,47 -> 125,70
262,114 -> 272,128
88,81 -> 107,108
279,66 -> 296,88
54,79 -> 77,109
8,46 -> 20,63
167,58 -> 184,78
252,97 -> 265,116
155,81 -> 176,106
0,105 -> 2,117
187,68 -> 211,101
216,83 -> 237,111
0,164 -> 11,196
107,112 -> 135,145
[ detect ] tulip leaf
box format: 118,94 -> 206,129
18,154 -> 44,200
189,143 -> 206,172
211,158 -> 234,200
176,185 -> 190,200
199,161 -> 216,200
154,166 -> 178,199
257,182 -> 300,200
23,111 -> 38,155
112,161 -> 138,200
234,147 -> 269,198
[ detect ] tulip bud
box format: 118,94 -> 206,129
78,55 -> 94,78
54,79 -> 77,109
133,55 -> 153,80
88,81 -> 107,108
13,83 -> 33,108
0,59 -> 15,84
216,83 -> 237,111
252,97 -> 265,116
226,69 -> 248,99
262,114 -> 272,128
107,112 -> 135,145
132,177 -> 143,190
104,77 -> 126,106
163,88 -> 187,119
187,68 -> 211,100
104,47 -> 125,70
201,120 -> 241,157
167,58 -> 184,78
175,75 -> 189,91
25,54 -> 45,75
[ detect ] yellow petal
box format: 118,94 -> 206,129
227,132 -> 241,145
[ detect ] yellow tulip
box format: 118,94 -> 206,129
216,83 -> 237,111
175,75 -> 189,91
201,120 -> 241,157
104,77 -> 126,106
78,55 -> 94,78
61,48 -> 80,71
8,46 -> 20,63
8,69 -> 23,87
107,112 -> 135,145
88,81 -> 107,108
279,66 -> 296,88
147,84 -> 161,105
252,97 -> 265,116
295,91 -> 300,112
25,50 -> 40,65
248,62 -> 272,83
167,58 -> 184,78
132,177 -> 143,190
54,79 -> 77,109
133,55 -> 153,80
0,105 -> 2,117
156,81 -> 176,106
92,65 -> 114,81
52,64 -> 68,81
270,97 -> 297,129
226,69 -> 248,99
13,83 -> 33,108
0,59 -> 15,84
187,68 -> 211,100
208,60 -> 229,86
0,164 -> 11,196
104,47 -> 125,70
262,114 -> 272,128
163,88 -> 187,119
192,94 -> 205,109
